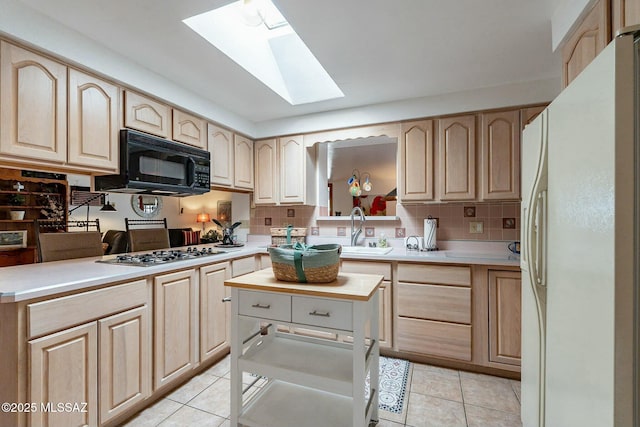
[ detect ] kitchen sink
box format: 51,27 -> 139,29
341,246 -> 394,255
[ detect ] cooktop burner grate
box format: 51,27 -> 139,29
97,247 -> 225,266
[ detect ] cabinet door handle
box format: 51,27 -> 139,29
222,297 -> 231,303
309,310 -> 330,317
251,303 -> 271,309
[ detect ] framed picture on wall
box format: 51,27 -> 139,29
0,230 -> 27,251
217,201 -> 232,223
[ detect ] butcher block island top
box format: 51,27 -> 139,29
224,268 -> 383,301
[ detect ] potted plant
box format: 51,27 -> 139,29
8,194 -> 26,220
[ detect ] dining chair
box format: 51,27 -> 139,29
102,230 -> 129,254
36,224 -> 104,262
125,217 -> 170,252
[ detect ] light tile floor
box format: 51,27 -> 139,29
124,355 -> 522,427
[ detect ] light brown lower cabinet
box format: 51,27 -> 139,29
25,279 -> 151,427
396,317 -> 472,361
29,322 -> 98,427
396,263 -> 472,361
154,269 -> 198,390
200,262 -> 231,363
7,259 -> 246,427
99,306 -> 151,424
488,270 -> 522,366
231,256 -> 256,277
340,260 -> 393,349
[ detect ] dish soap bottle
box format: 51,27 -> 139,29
378,232 -> 388,248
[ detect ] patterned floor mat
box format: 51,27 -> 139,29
366,356 -> 412,423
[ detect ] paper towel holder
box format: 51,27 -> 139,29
423,215 -> 439,251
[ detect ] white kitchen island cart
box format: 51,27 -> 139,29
225,269 -> 382,427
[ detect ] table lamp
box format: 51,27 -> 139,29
196,213 -> 211,232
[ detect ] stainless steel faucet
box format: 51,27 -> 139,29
350,206 -> 366,246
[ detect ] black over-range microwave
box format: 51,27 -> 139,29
95,129 -> 211,197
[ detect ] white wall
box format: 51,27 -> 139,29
67,174 -> 251,241
254,78 -> 560,137
551,0 -> 595,50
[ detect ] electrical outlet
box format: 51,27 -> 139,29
469,221 -> 484,234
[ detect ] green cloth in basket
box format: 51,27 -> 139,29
268,243 -> 342,283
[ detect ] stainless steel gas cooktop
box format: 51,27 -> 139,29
97,247 -> 225,267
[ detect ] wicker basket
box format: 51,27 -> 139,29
271,227 -> 307,246
268,243 -> 342,283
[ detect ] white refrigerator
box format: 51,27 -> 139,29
521,26 -> 639,427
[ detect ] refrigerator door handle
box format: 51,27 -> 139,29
521,206 -> 528,265
529,189 -> 547,287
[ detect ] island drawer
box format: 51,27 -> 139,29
27,279 -> 149,339
292,296 -> 353,331
397,283 -> 471,324
238,290 -> 291,322
397,263 -> 470,286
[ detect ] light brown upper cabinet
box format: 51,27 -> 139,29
279,135 -> 305,204
68,69 -> 120,172
399,120 -> 435,202
613,0 -> 640,37
254,139 -> 278,205
438,114 -> 476,201
208,124 -> 253,190
0,42 -> 120,173
172,109 -> 206,149
480,110 -> 520,201
124,90 -> 171,138
520,105 -> 546,131
255,135 -> 314,205
234,134 -> 254,190
0,41 -> 67,164
208,124 -> 234,187
562,0 -> 610,88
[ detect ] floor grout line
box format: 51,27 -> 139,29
137,358 -> 521,427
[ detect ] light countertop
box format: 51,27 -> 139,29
0,242 -> 519,303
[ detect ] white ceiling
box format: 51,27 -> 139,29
17,0 -> 561,126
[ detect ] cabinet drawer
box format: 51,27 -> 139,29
397,317 -> 471,361
291,296 -> 352,331
232,256 -> 256,277
238,290 -> 291,322
27,279 -> 148,339
341,260 -> 391,281
397,283 -> 470,324
397,263 -> 470,286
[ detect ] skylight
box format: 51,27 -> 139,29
183,0 -> 344,105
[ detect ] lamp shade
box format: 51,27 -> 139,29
197,213 -> 211,223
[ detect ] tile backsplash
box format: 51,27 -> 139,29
250,202 -> 520,242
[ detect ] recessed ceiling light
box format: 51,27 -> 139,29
183,0 -> 344,105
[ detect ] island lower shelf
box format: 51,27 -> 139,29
240,331 -> 375,397
239,380 -> 376,427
